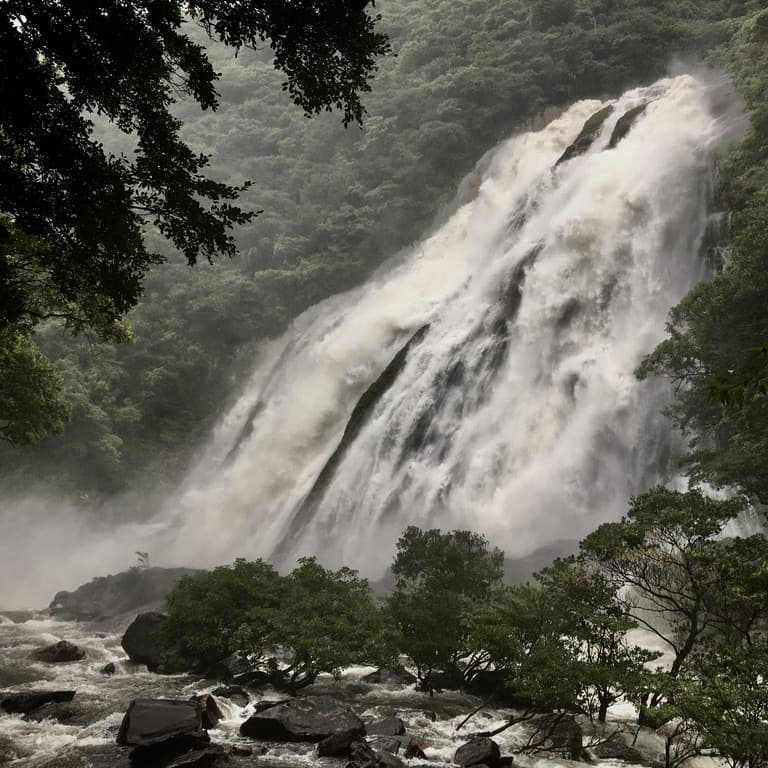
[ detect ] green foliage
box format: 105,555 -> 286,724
672,642 -> 768,768
161,556 -> 390,690
260,557 -> 394,690
1,0 -> 748,490
580,487 -> 745,682
161,558 -> 282,671
0,327 -> 70,444
638,0 -> 768,501
387,527 -> 503,686
391,526 -> 504,597
0,0 -> 388,445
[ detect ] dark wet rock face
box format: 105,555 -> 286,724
454,737 -> 501,768
527,713 -> 583,760
240,695 -> 364,742
210,685 -> 249,708
30,640 -> 85,663
116,698 -> 210,765
121,612 -> 168,672
1,689 -> 75,714
361,667 -> 416,686
591,738 -> 643,762
367,718 -> 406,736
555,104 -> 614,166
49,567 -> 200,625
195,694 -> 222,729
165,745 -> 229,768
317,728 -> 366,757
282,324 -> 431,545
609,104 -> 647,148
101,662 -> 116,676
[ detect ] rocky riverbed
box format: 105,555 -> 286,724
0,606 -> 683,768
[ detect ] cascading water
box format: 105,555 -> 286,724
150,74 -> 737,576
0,74 -> 744,608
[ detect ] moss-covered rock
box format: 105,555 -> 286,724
609,104 -> 647,148
555,104 -> 614,166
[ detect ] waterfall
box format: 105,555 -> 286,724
0,74 -> 742,607
148,74 -> 737,577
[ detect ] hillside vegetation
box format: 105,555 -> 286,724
0,0 -> 762,500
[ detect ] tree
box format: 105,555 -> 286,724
263,557 -> 394,692
161,558 -> 283,672
387,527 -> 504,689
579,487 -> 745,691
0,326 -> 70,443
161,556 -> 391,690
672,641 -> 768,768
0,1 -> 389,440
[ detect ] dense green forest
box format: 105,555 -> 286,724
3,0 -> 763,503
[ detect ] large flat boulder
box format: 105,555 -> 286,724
1,689 -> 75,714
116,698 -> 210,763
454,737 -> 501,768
240,696 -> 364,742
30,640 -> 85,663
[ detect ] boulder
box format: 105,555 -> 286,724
348,740 -> 379,768
195,694 -> 222,729
116,698 -> 210,764
240,695 -> 364,742
165,745 -> 229,768
466,670 -> 532,708
121,612 -> 168,672
376,749 -> 407,768
367,718 -> 405,737
205,654 -> 249,684
48,567 -> 200,624
527,714 -> 583,761
368,736 -> 401,754
30,640 -> 85,663
404,740 -> 427,760
591,738 -> 643,762
253,699 -> 283,713
211,686 -> 249,708
1,689 -> 76,714
361,667 -> 416,686
318,728 -> 366,757
422,666 -> 463,692
101,662 -> 116,676
555,104 -> 614,166
454,737 -> 501,768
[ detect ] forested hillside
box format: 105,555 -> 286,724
0,0 -> 760,501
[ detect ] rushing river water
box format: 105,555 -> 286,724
0,610 -> 683,768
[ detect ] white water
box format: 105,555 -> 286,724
153,74 -> 734,574
0,74 -> 742,605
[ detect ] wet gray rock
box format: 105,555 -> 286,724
368,736 -> 401,754
361,667 -> 416,685
454,737 -> 501,768
49,567 -> 199,625
121,612 -> 168,672
376,749 -> 407,768
101,662 -> 116,676
318,728 -> 366,757
211,686 -> 249,708
116,698 -> 210,765
240,695 -> 364,741
165,745 -> 229,768
195,694 -> 222,729
527,714 -> 583,761
367,718 -> 406,736
591,738 -> 643,762
30,640 -> 85,663
1,689 -> 76,714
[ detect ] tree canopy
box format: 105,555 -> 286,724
0,0 -> 389,443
